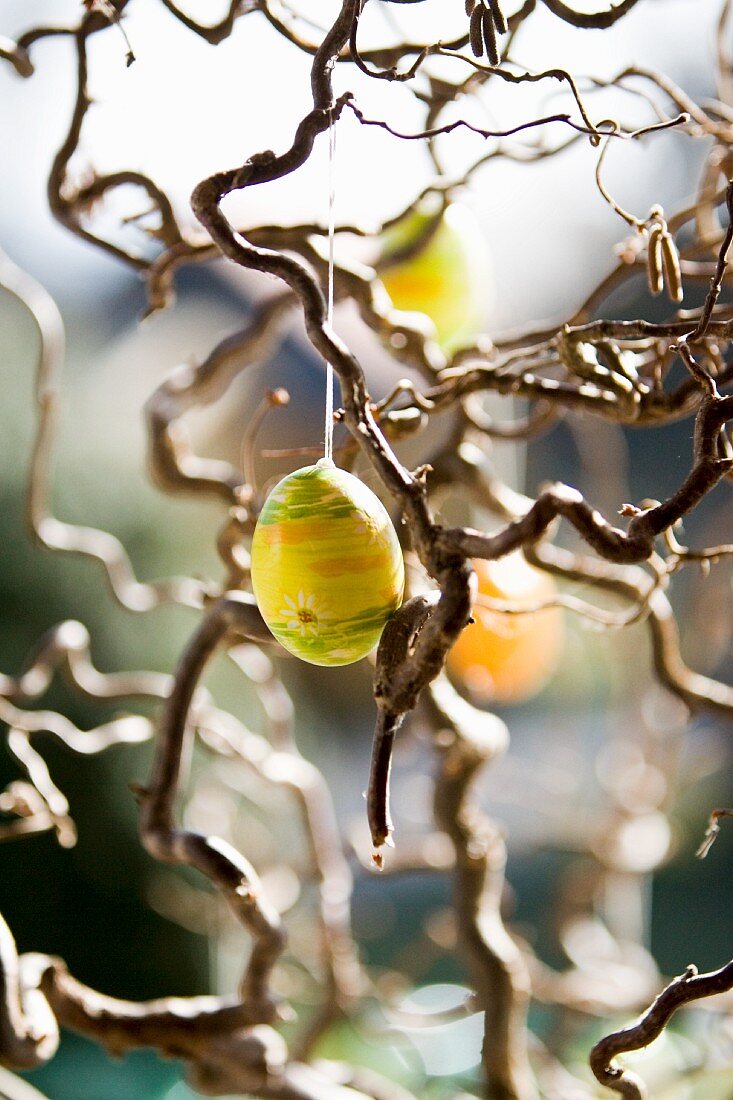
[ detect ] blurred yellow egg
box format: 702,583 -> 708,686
251,461 -> 404,666
379,203 -> 492,353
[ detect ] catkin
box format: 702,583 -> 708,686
660,232 -> 683,303
482,6 -> 499,65
469,5 -> 484,56
487,0 -> 507,34
646,224 -> 664,296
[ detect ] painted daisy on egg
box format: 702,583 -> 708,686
279,590 -> 321,637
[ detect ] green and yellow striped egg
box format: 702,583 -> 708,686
251,460 -> 404,666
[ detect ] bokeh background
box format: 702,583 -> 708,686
1,1 -> 732,1097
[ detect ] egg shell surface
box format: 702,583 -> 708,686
251,463 -> 405,666
380,204 -> 491,353
447,552 -> 564,704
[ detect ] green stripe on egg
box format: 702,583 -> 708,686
251,461 -> 405,666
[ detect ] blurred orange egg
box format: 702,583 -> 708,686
447,552 -> 564,704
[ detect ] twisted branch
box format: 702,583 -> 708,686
591,961 -> 733,1098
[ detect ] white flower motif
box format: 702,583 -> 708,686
279,589 -> 320,637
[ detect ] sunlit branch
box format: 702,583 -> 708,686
0,246 -> 208,611
591,961 -> 733,1098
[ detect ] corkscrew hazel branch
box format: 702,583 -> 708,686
3,4 -> 733,1100
424,677 -> 537,1100
0,246 -> 208,612
348,98 -> 688,144
590,961 -> 733,1099
0,619 -> 170,847
186,6 -> 733,816
0,620 -> 170,705
0,612 -> 367,1074
368,593 -> 440,854
696,808 -> 733,858
0,911 -> 413,1099
434,445 -> 733,718
540,0 -> 641,28
200,646 -> 365,1059
156,0 -> 251,43
145,294 -> 294,504
0,914 -> 59,1071
136,593 -> 286,1014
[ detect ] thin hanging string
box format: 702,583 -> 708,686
324,110 -> 336,463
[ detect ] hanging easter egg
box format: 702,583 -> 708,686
447,552 -> 564,705
378,203 -> 492,353
251,460 -> 404,666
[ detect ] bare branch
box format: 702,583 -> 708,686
0,246 -> 208,611
591,961 -> 733,1098
696,807 -> 733,858
138,594 -> 286,1016
540,0 -> 640,29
